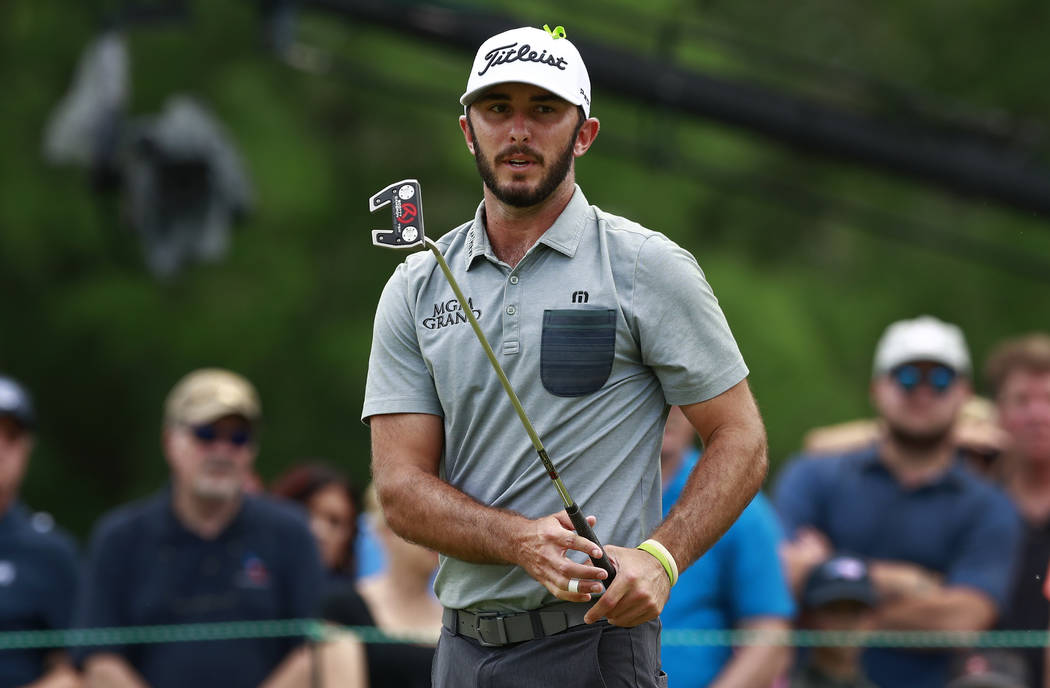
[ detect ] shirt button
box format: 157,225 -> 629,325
509,276 -> 519,285
506,305 -> 516,315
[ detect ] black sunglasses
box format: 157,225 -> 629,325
889,364 -> 957,394
190,424 -> 254,447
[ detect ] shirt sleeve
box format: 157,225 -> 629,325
42,535 -> 80,632
361,262 -> 444,421
945,491 -> 1022,609
726,493 -> 796,622
73,516 -> 132,663
772,454 -> 825,538
631,234 -> 748,406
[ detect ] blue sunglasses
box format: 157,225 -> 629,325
889,364 -> 957,394
191,424 -> 254,447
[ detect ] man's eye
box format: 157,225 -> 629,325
489,103 -> 509,113
536,105 -> 555,114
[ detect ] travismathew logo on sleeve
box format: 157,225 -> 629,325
478,42 -> 569,76
423,298 -> 482,330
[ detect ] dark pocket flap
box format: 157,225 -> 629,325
541,309 -> 616,397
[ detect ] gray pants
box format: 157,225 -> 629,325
432,618 -> 667,688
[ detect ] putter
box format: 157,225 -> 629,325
368,179 -> 616,584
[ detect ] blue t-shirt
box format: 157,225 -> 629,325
660,449 -> 794,687
774,447 -> 1021,688
76,490 -> 324,688
0,503 -> 79,688
355,513 -> 386,578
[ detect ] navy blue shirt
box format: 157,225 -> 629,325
774,447 -> 1021,688
76,490 -> 324,688
0,503 -> 79,688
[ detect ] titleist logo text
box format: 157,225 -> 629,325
478,42 -> 568,76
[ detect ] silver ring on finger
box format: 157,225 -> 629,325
567,578 -> 581,594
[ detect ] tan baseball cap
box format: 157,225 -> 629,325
164,368 -> 261,426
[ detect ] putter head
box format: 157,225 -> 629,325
368,179 -> 426,249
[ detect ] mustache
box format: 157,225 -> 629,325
201,455 -> 238,469
496,145 -> 544,164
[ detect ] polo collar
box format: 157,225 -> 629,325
861,445 -> 968,491
160,485 -> 248,541
464,185 -> 591,270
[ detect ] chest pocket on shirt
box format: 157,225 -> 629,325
541,309 -> 616,397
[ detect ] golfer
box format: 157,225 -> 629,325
363,25 -> 767,688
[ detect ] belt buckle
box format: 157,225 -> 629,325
474,611 -> 509,647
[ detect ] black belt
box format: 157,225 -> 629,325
443,604 -> 591,647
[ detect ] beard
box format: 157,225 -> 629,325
886,422 -> 954,454
467,114 -> 580,208
191,456 -> 244,501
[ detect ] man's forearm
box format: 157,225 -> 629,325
875,587 -> 997,631
261,636 -> 367,688
84,655 -> 149,688
26,655 -> 82,688
374,456 -> 529,564
709,619 -> 792,688
652,393 -> 767,570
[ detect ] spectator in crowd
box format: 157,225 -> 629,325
775,316 -> 1021,688
984,334 -> 1050,684
266,462 -> 385,580
946,649 -> 1028,688
0,374 -> 81,688
659,406 -> 793,687
802,396 -> 1008,480
76,368 -> 365,688
320,483 -> 439,688
355,483 -> 442,640
790,555 -> 879,688
270,463 -> 361,587
272,464 -> 433,688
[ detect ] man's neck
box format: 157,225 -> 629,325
171,487 -> 242,539
482,179 -> 576,267
878,433 -> 956,489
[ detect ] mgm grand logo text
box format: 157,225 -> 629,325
423,298 -> 482,330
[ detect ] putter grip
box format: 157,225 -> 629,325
565,503 -> 617,584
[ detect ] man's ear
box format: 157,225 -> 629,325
459,114 -> 475,155
573,118 -> 600,157
161,427 -> 177,468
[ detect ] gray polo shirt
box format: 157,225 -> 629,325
363,186 -> 747,612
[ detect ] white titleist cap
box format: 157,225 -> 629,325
460,26 -> 591,116
873,315 -> 972,376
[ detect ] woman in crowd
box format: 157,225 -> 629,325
271,464 -> 437,688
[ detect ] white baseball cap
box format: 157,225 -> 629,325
460,26 -> 592,116
873,315 -> 972,376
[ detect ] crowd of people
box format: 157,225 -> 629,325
656,318 -> 1050,688
0,368 -> 437,688
4,20 -> 1050,688
2,321 -> 1048,688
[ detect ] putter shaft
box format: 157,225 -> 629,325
425,238 -> 617,583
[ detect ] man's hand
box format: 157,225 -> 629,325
780,526 -> 832,594
869,560 -> 943,599
513,512 -> 610,602
583,545 -> 671,626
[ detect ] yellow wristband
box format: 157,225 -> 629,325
637,538 -> 679,586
